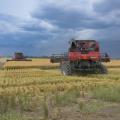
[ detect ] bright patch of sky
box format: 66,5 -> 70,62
0,0 -> 38,19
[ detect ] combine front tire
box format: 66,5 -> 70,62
60,61 -> 72,76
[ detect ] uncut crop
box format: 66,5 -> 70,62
0,60 -> 120,97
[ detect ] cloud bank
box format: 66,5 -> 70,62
0,0 -> 120,58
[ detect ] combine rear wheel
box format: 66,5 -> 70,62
60,61 -> 72,76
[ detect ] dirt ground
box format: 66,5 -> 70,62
22,98 -> 120,120
59,105 -> 120,120
24,103 -> 120,120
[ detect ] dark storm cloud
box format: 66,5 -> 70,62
94,0 -> 120,13
32,6 -> 88,29
0,13 -> 18,23
21,21 -> 44,32
32,5 -> 116,29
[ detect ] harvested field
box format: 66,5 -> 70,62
0,59 -> 119,120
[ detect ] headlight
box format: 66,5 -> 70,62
90,56 -> 97,59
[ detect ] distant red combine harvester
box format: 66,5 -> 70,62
50,39 -> 110,75
7,52 -> 32,61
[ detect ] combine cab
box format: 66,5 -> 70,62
7,52 -> 32,61
50,40 -> 110,75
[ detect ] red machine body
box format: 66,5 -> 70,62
68,40 -> 101,62
69,51 -> 100,61
7,52 -> 32,61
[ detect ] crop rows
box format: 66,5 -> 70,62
0,67 -> 119,96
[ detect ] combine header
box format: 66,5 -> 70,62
7,52 -> 32,61
50,39 -> 110,75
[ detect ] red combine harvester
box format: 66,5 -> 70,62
7,52 -> 32,61
50,40 -> 110,75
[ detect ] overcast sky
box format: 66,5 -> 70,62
0,0 -> 120,58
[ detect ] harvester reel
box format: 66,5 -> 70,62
61,61 -> 72,76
